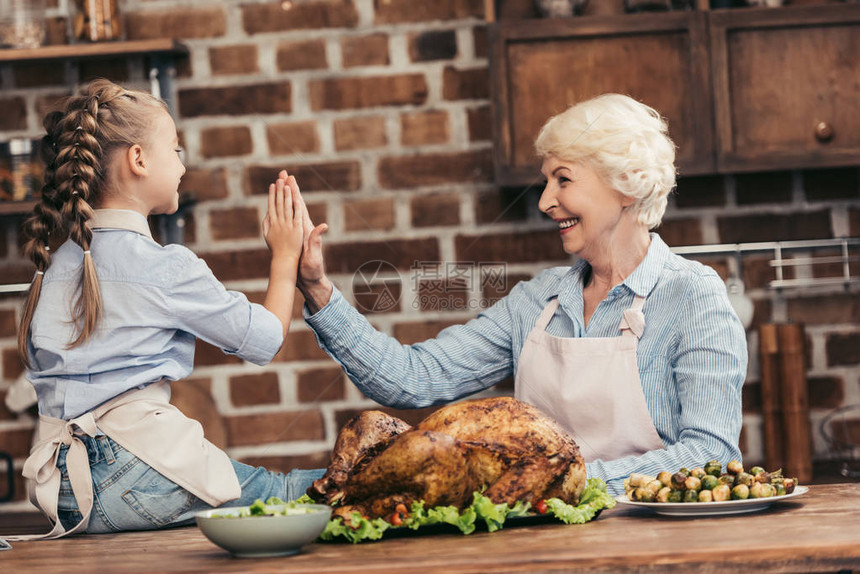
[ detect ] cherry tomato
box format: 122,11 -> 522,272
536,500 -> 548,515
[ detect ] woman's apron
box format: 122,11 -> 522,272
515,295 -> 664,463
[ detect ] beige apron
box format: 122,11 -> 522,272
9,381 -> 240,541
515,295 -> 664,463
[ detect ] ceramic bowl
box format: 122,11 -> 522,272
195,503 -> 332,558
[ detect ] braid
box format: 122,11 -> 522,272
61,93 -> 103,347
18,111 -> 68,365
18,79 -> 168,362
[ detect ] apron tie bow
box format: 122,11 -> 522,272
17,412 -> 99,540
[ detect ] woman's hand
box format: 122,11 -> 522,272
263,173 -> 304,263
276,170 -> 333,313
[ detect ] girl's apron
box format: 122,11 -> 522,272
515,295 -> 664,462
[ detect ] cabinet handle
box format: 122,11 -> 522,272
814,121 -> 834,143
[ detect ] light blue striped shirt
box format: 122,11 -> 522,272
306,233 -> 748,494
27,210 -> 284,420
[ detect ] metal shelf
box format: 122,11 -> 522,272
672,238 -> 860,290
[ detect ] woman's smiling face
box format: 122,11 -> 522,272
538,156 -> 635,260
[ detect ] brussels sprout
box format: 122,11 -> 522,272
731,484 -> 750,500
656,486 -> 672,503
783,478 -> 797,495
712,484 -> 731,501
749,466 -> 765,476
679,467 -> 691,477
718,474 -> 736,487
667,490 -> 683,503
704,460 -> 722,477
671,472 -> 688,490
690,467 -> 706,479
749,482 -> 774,498
685,476 -> 702,491
657,471 -> 673,487
775,484 -> 786,496
683,489 -> 699,503
635,486 -> 656,502
726,460 -> 744,475
645,480 -> 663,496
753,471 -> 771,484
735,472 -> 753,487
698,489 -> 714,503
624,478 -> 632,493
628,473 -> 648,488
700,475 -> 720,491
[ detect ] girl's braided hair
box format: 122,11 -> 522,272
18,79 -> 167,365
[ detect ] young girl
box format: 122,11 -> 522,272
14,79 -> 323,539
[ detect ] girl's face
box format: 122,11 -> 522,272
538,156 -> 635,261
140,111 -> 186,215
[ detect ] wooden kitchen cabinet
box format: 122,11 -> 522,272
489,12 -> 715,186
710,4 -> 860,173
489,4 -> 860,184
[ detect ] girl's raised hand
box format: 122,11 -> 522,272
274,170 -> 332,313
263,172 -> 304,261
274,170 -> 328,284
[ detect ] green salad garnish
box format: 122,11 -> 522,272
215,499 -> 321,518
283,478 -> 614,544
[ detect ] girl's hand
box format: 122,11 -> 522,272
275,170 -> 332,312
263,173 -> 304,261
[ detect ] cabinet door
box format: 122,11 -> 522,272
710,5 -> 860,173
489,12 -> 714,186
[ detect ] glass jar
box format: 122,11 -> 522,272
0,0 -> 47,49
1,138 -> 40,201
73,0 -> 122,42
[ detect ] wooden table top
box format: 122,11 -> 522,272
2,482 -> 859,573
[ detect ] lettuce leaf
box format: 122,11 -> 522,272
401,500 -> 477,534
544,478 -> 616,524
318,512 -> 390,544
470,492 -> 509,532
314,477 -> 615,543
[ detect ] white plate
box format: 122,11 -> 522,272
614,485 -> 808,516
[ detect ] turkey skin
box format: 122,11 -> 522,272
308,396 -> 587,519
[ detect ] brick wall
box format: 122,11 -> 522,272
1,0 -> 859,508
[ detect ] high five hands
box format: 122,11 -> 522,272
275,170 -> 333,313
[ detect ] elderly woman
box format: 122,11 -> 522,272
290,93 -> 747,495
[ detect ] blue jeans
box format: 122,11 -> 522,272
55,435 -> 325,533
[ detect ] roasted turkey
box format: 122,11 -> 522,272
308,396 -> 587,520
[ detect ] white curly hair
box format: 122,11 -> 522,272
534,94 -> 677,229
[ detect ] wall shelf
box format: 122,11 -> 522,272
0,39 -> 187,63
0,200 -> 37,216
